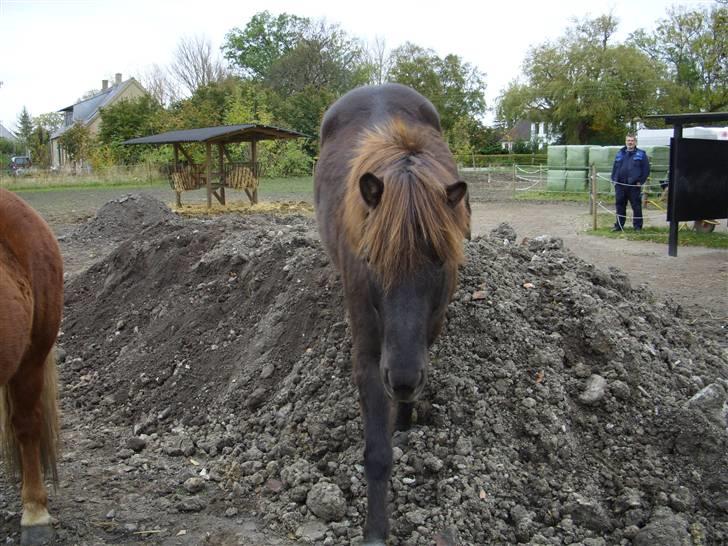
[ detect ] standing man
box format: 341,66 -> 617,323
611,134 -> 650,231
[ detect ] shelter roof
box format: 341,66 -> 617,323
645,112 -> 728,125
123,124 -> 310,145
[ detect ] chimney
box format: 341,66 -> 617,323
115,73 -> 122,85
102,79 -> 109,90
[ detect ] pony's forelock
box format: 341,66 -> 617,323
343,119 -> 469,290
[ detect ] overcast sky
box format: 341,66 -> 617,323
0,0 -> 717,131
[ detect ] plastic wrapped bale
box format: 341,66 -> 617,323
566,145 -> 591,169
547,169 -> 567,191
565,169 -> 588,192
547,145 -> 567,169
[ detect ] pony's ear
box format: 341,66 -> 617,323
446,181 -> 468,208
359,172 -> 384,209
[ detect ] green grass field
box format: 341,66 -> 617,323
590,225 -> 728,248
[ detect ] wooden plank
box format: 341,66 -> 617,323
251,139 -> 258,205
218,143 -> 225,205
206,143 -> 212,208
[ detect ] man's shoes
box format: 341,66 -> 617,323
610,226 -> 622,232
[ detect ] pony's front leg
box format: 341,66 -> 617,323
357,352 -> 392,545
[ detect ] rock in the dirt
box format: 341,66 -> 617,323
632,508 -> 690,546
579,374 -> 608,405
295,520 -> 328,543
183,477 -> 206,494
306,481 -> 347,522
125,437 -> 146,452
177,495 -> 206,512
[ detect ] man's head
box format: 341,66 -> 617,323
625,134 -> 637,151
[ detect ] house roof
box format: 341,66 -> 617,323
0,123 -> 17,141
51,78 -> 142,139
123,124 -> 310,145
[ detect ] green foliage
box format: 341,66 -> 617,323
58,123 -> 92,172
259,139 -> 313,177
388,43 -> 486,135
98,95 -> 164,164
497,15 -> 660,144
15,106 -> 33,153
223,11 -> 310,79
629,5 -> 728,112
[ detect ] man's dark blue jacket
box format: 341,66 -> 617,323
611,147 -> 650,185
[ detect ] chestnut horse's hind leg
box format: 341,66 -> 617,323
10,356 -> 55,545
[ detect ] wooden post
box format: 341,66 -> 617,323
512,163 -> 517,199
173,144 -> 181,208
251,138 -> 258,205
206,143 -> 212,208
591,163 -> 597,231
218,143 -> 225,205
668,124 -> 682,257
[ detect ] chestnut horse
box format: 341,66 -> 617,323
314,84 -> 470,544
0,188 -> 62,545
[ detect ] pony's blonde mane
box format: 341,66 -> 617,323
343,119 -> 469,289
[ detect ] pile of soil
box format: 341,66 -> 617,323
11,194 -> 728,544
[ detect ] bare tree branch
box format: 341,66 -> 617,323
169,35 -> 228,96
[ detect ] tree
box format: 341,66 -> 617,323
388,43 -> 487,136
15,106 -> 33,154
98,95 -> 164,163
497,15 -> 661,144
140,64 -> 180,106
629,4 -> 728,112
169,35 -> 228,96
366,37 -> 392,85
222,11 -> 310,80
58,123 -> 92,173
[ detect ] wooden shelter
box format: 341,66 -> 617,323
124,124 -> 309,207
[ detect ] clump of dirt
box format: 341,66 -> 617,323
45,195 -> 728,544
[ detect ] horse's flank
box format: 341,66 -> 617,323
342,118 -> 470,290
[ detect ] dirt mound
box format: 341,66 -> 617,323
58,197 -> 727,545
72,193 -> 179,241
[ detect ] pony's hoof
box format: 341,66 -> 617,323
20,524 -> 54,545
362,541 -> 387,546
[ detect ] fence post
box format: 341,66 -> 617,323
512,163 -> 517,199
591,163 -> 598,231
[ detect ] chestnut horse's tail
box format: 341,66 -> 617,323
0,348 -> 60,486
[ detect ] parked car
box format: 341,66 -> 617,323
9,155 -> 31,175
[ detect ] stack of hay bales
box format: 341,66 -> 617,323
547,145 -> 567,190
644,145 -> 670,188
565,145 -> 590,191
546,143 -> 671,195
588,146 -> 622,193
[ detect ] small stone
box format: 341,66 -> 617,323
183,477 -> 206,494
579,375 -> 608,405
177,496 -> 206,512
306,481 -> 347,522
126,437 -> 146,453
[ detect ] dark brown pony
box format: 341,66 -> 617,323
0,188 -> 62,545
315,84 -> 470,545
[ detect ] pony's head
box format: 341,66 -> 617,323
343,119 -> 470,401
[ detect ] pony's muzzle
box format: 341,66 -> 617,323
383,368 -> 425,403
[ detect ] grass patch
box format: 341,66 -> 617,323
590,225 -> 728,248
